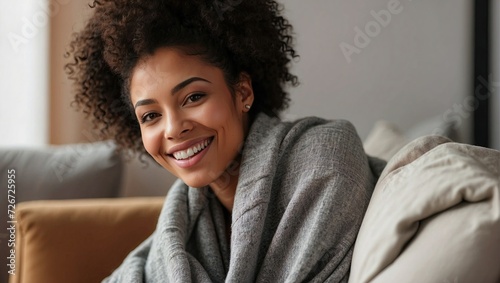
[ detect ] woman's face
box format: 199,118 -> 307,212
130,47 -> 254,189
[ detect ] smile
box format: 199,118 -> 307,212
171,137 -> 213,160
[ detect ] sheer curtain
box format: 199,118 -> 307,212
0,0 -> 95,147
2,0 -> 101,147
0,0 -> 49,146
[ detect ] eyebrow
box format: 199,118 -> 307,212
134,98 -> 158,109
171,77 -> 211,95
134,77 -> 211,109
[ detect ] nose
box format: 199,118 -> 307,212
164,110 -> 193,140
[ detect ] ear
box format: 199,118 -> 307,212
235,72 -> 254,113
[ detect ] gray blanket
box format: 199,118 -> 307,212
103,113 -> 385,282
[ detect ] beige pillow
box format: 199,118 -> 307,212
363,115 -> 460,161
350,136 -> 500,283
363,120 -> 408,161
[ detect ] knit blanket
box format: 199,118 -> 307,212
103,113 -> 385,282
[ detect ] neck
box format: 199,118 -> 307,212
209,170 -> 239,212
210,113 -> 251,212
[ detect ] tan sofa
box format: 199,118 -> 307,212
11,197 -> 164,283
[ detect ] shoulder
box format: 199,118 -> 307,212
239,113 -> 375,205
277,116 -> 369,178
248,113 -> 360,149
282,116 -> 363,156
242,113 -> 368,178
284,116 -> 359,145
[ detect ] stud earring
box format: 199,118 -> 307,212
245,104 -> 251,109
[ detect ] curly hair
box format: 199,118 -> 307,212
65,0 -> 298,154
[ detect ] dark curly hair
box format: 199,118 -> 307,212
65,0 -> 298,154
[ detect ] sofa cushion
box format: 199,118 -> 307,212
363,115 -> 459,161
0,141 -> 123,201
119,153 -> 177,197
363,120 -> 407,161
10,197 -> 164,283
0,141 -> 123,283
350,136 -> 500,283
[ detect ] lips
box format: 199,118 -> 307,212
171,137 -> 213,160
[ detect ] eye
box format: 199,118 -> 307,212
185,93 -> 205,105
140,112 -> 161,124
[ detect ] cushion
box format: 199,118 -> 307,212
363,120 -> 407,161
363,115 -> 459,161
119,153 -> 177,197
405,115 -> 459,142
0,141 -> 123,283
350,136 -> 500,283
0,141 -> 123,201
10,197 -> 164,283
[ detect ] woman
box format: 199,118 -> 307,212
66,0 -> 384,282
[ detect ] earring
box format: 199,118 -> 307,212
245,104 -> 251,109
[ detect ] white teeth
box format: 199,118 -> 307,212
180,151 -> 188,159
172,138 -> 212,160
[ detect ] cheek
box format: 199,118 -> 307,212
141,127 -> 162,156
188,98 -> 237,131
207,99 -> 244,152
207,98 -> 240,128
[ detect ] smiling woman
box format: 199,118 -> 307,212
64,0 -> 384,282
130,48 -> 254,210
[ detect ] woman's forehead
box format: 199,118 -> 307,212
129,48 -> 223,98
132,48 -> 216,79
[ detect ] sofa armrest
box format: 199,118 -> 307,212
10,197 -> 164,283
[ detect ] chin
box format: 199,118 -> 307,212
180,177 -> 211,189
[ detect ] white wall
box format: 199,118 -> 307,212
0,0 -> 49,146
493,0 -> 500,151
281,0 -> 472,142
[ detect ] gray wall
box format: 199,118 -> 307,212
280,0 -> 473,142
